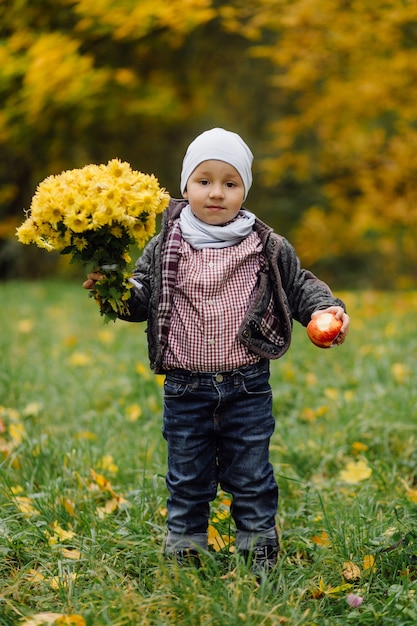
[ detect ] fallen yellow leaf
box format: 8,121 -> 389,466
343,561 -> 361,581
49,572 -> 77,590
21,613 -> 65,626
391,362 -> 410,384
68,352 -> 92,367
56,616 -> 86,626
25,569 -> 45,585
399,478 -> 417,503
351,441 -> 369,454
97,454 -> 118,474
208,524 -> 234,552
310,576 -> 352,598
14,496 -> 38,517
125,403 -> 142,422
61,548 -> 82,560
61,498 -> 76,516
363,554 -> 376,572
312,531 -> 331,547
339,459 -> 372,484
48,521 -> 75,544
17,319 -> 34,334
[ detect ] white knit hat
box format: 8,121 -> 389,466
180,128 -> 253,200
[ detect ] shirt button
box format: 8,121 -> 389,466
215,373 -> 223,382
208,261 -> 214,268
209,338 -> 215,345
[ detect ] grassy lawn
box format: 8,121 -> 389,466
1,281 -> 417,625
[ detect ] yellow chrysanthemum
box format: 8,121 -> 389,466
64,210 -> 91,233
144,213 -> 156,236
36,237 -> 55,251
110,225 -> 124,238
16,159 -> 169,321
73,237 -> 88,251
16,218 -> 37,244
36,202 -> 63,225
104,158 -> 133,179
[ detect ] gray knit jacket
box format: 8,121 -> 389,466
120,198 -> 346,373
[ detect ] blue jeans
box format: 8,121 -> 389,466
162,359 -> 279,552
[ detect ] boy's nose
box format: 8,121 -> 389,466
209,184 -> 223,197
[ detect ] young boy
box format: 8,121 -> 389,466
84,128 -> 350,572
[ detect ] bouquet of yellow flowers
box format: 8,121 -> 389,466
16,159 -> 169,321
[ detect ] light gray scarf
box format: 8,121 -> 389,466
179,204 -> 255,250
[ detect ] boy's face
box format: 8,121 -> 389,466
183,160 -> 245,225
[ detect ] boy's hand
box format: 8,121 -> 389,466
311,306 -> 350,346
82,271 -> 104,290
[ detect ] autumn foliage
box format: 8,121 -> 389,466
1,0 -> 417,287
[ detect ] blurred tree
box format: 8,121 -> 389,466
0,0 -> 216,216
223,0 -> 417,287
1,0 -> 417,287
1,0 -> 275,279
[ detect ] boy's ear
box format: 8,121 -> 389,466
183,189 -> 188,199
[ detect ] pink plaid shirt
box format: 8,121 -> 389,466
163,231 -> 262,372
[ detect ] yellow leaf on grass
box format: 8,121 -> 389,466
48,520 -> 75,544
22,402 -> 42,417
61,548 -> 82,560
61,497 -> 76,516
49,573 -> 77,590
96,495 -> 129,518
300,407 -> 317,423
135,362 -> 151,379
125,403 -> 142,422
324,387 -> 338,400
400,478 -> 417,503
339,459 -> 372,484
14,496 -> 38,517
326,583 -> 354,596
75,430 -> 97,441
363,554 -> 376,572
305,372 -> 318,386
391,362 -> 410,384
17,319 -> 34,334
406,488 -> 417,504
352,441 -> 369,454
25,569 -> 45,584
21,613 -> 85,626
90,469 -> 113,492
97,329 -> 114,345
9,421 -> 26,445
343,561 -> 361,581
56,616 -> 86,626
21,613 -> 65,626
68,352 -> 92,367
208,524 -> 234,552
312,531 -> 331,547
97,454 -> 118,474
311,576 -> 353,598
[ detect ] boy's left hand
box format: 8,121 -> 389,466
311,306 -> 350,346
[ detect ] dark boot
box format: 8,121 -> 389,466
167,548 -> 202,568
242,544 -> 279,576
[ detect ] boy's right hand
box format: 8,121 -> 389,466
82,271 -> 104,290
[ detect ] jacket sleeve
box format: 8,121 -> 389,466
278,237 -> 346,327
118,235 -> 159,322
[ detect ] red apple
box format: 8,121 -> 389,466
307,312 -> 343,348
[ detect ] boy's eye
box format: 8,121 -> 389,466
226,182 -> 236,188
199,180 -> 209,185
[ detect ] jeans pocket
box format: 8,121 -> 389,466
164,378 -> 191,398
241,370 -> 271,396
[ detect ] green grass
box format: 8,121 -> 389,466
1,281 -> 417,625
